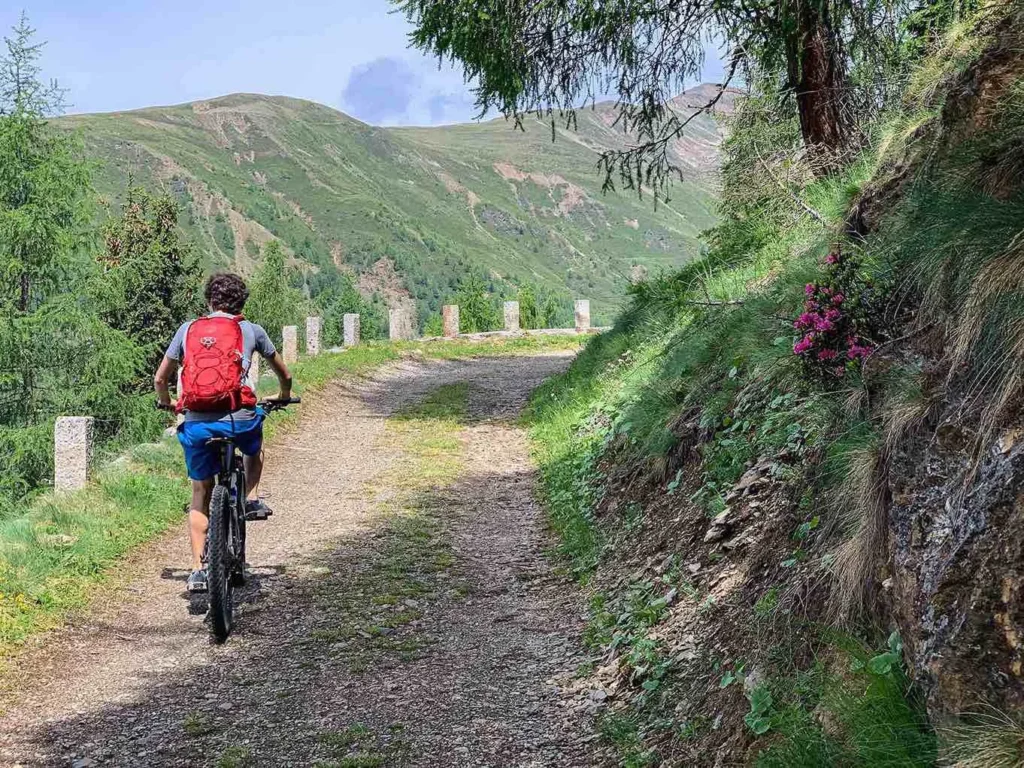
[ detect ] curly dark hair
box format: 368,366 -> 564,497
205,272 -> 250,314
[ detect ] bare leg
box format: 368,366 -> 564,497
188,479 -> 214,571
243,450 -> 264,500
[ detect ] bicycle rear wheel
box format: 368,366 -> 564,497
207,484 -> 233,642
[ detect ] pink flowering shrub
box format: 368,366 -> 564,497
792,249 -> 878,379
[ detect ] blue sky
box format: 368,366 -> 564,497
6,1 -> 723,126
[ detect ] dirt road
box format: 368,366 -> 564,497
0,354 -> 596,767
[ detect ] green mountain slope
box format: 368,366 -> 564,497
62,89 -> 729,326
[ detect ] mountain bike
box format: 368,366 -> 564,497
161,397 -> 300,641
199,397 -> 299,642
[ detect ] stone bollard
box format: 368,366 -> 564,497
504,301 -> 520,333
389,307 -> 415,340
574,299 -> 591,332
246,353 -> 260,391
305,316 -> 321,356
388,308 -> 402,340
442,305 -> 460,338
343,313 -> 361,347
282,325 -> 298,364
54,416 -> 94,492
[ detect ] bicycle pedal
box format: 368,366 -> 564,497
244,508 -> 273,521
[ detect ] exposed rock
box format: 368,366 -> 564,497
722,529 -> 757,552
703,509 -> 732,543
735,465 -> 766,493
890,412 -> 1024,716
588,688 -> 609,703
742,667 -> 764,696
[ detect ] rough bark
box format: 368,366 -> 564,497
790,1 -> 848,162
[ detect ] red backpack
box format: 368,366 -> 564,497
178,315 -> 257,413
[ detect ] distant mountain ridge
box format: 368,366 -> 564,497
62,86 -> 736,325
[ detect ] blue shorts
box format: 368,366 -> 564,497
177,412 -> 265,481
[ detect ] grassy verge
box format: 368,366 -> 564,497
391,333 -> 583,360
0,336 -> 576,664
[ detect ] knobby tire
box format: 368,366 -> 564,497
207,484 -> 233,643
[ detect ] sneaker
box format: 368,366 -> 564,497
187,569 -> 208,593
244,498 -> 273,521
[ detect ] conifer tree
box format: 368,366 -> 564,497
246,241 -> 305,347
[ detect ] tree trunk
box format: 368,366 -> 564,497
19,273 -> 29,312
792,1 -> 848,164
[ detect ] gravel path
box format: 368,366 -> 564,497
0,354 -> 596,767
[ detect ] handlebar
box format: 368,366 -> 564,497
155,397 -> 300,413
258,396 -> 301,412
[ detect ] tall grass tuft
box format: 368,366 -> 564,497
941,708 -> 1024,768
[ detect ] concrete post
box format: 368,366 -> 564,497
282,325 -> 298,364
389,307 -> 415,340
245,353 -> 260,391
305,316 -> 321,356
343,313 -> 360,347
574,300 -> 591,332
54,417 -> 94,492
504,301 -> 520,333
389,308 -> 401,340
442,305 -> 460,338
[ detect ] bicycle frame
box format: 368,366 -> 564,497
214,439 -> 247,511
204,440 -> 247,552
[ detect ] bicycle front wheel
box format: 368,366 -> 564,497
207,484 -> 233,643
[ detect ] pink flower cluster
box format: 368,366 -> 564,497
791,251 -> 875,378
847,342 -> 872,360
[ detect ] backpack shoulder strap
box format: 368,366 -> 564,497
180,319 -> 197,362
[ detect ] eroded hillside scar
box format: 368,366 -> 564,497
0,354 -> 597,767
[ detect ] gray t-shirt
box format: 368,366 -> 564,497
166,312 -> 277,423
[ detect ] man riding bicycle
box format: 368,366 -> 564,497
153,272 -> 293,594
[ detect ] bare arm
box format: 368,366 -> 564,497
154,356 -> 179,408
264,352 -> 293,400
